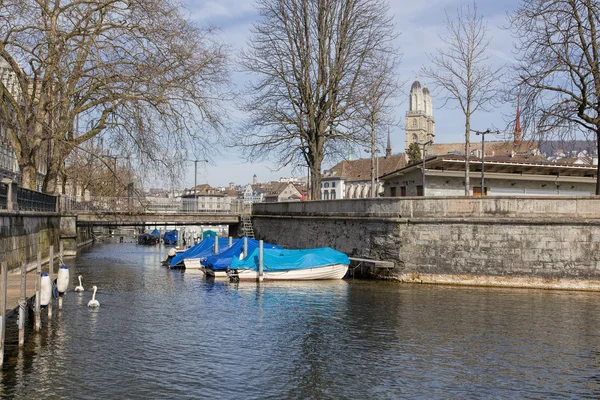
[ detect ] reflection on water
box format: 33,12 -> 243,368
0,242 -> 598,399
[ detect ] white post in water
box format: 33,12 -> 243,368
34,252 -> 41,332
228,236 -> 232,248
0,262 -> 7,367
258,240 -> 264,282
214,237 -> 219,254
48,246 -> 53,318
58,241 -> 64,310
243,237 -> 248,258
18,262 -> 26,347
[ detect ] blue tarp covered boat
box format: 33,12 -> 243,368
169,237 -> 237,268
229,247 -> 350,280
163,230 -> 178,245
204,238 -> 281,272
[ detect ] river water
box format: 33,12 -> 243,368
0,242 -> 599,399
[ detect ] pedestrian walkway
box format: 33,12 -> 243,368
4,266 -> 51,318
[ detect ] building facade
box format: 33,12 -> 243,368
381,156 -> 597,197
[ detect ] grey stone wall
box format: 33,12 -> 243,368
252,198 -> 600,284
0,212 -> 63,270
0,213 -> 88,271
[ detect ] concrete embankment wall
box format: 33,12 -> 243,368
0,212 -> 90,272
252,197 -> 600,290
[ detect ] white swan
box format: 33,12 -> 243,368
87,286 -> 100,308
74,275 -> 85,292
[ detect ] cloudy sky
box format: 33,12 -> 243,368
179,0 -> 521,188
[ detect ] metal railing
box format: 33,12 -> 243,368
0,181 -> 7,210
60,195 -> 253,215
16,187 -> 57,212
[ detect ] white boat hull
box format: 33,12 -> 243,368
234,263 -> 348,281
183,258 -> 203,270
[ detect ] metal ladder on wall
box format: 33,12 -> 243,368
241,216 -> 255,238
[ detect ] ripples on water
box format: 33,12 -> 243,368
0,243 -> 599,399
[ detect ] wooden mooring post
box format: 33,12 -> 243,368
0,262 -> 7,367
243,237 -> 248,258
48,246 -> 54,318
18,262 -> 26,347
34,252 -> 41,332
228,236 -> 233,248
258,240 -> 264,282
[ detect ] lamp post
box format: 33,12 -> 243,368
471,129 -> 498,196
187,159 -> 208,212
420,140 -> 433,196
364,148 -> 381,197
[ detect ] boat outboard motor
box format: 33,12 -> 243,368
226,266 -> 239,283
162,248 -> 177,266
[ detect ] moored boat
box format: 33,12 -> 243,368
203,238 -> 281,277
163,230 -> 178,245
229,247 -> 349,281
169,237 -> 237,268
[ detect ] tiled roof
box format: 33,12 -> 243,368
324,154 -> 407,182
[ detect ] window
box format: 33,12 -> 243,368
332,182 -> 336,188
324,183 -> 329,188
390,187 -> 397,197
331,190 -> 336,199
416,185 -> 424,196
473,187 -> 488,197
401,186 -> 406,197
323,191 -> 329,200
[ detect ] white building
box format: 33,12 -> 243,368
381,155 -> 597,197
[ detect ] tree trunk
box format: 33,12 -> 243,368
596,129 -> 600,195
465,117 -> 470,196
20,164 -> 38,191
309,151 -> 323,201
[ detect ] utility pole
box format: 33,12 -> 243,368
472,129 -> 498,196
420,141 -> 433,196
188,159 -> 208,212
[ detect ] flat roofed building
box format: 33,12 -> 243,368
380,155 -> 597,197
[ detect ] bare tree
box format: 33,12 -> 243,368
421,2 -> 502,196
509,0 -> 600,195
239,0 -> 398,200
357,51 -> 401,197
0,0 -> 229,193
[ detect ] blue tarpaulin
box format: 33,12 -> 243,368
230,247 -> 350,272
170,237 -> 237,267
163,230 -> 178,244
204,238 -> 281,271
151,228 -> 160,236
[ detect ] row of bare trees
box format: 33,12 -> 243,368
0,0 -> 598,197
240,0 -> 600,197
0,0 -> 228,194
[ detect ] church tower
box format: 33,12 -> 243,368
405,77 -> 435,152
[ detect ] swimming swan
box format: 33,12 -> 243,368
88,286 -> 100,308
74,275 -> 85,292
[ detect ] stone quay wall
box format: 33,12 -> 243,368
0,212 -> 90,272
252,197 -> 600,290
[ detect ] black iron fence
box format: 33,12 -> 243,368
0,181 -> 7,209
16,187 -> 57,212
